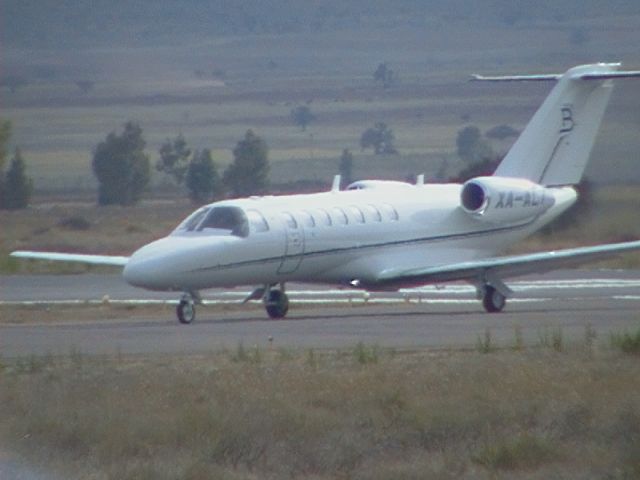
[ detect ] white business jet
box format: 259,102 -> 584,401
12,63 -> 640,323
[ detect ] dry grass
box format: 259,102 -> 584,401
1,345 -> 640,479
0,303 -> 262,325
0,200 -> 193,273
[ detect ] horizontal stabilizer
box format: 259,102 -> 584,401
471,73 -> 561,82
472,66 -> 640,83
373,240 -> 640,288
578,70 -> 640,80
10,251 -> 129,267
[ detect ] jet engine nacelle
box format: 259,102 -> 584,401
460,176 -> 555,223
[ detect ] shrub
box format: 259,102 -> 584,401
58,216 -> 92,231
610,328 -> 640,355
353,342 -> 379,364
476,327 -> 495,354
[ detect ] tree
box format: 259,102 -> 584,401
373,62 -> 395,89
76,80 -> 95,94
92,122 -> 150,206
224,130 -> 269,197
0,120 -> 11,172
3,148 -> 33,209
485,124 -> 519,141
338,148 -> 354,187
290,105 -> 315,131
360,122 -> 397,155
0,120 -> 12,208
450,157 -> 501,183
0,76 -> 28,94
157,134 -> 191,185
185,149 -> 221,203
456,125 -> 493,163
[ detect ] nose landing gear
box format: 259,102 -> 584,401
176,291 -> 201,324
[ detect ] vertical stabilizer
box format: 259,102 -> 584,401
479,63 -> 640,186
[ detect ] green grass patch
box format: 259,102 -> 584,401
1,347 -> 640,479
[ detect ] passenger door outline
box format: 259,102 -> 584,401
278,212 -> 305,274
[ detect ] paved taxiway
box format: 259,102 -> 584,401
1,270 -> 639,357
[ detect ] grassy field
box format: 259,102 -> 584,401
1,337 -> 640,480
3,14 -> 640,193
3,10 -> 640,480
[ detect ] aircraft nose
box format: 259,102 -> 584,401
122,237 -> 180,289
122,257 -> 147,288
122,236 -> 233,290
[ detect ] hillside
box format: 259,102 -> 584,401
4,0 -> 640,49
1,0 -> 640,193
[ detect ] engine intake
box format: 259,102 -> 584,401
460,176 -> 555,223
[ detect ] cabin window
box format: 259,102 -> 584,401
281,212 -> 298,229
332,207 -> 349,225
348,206 -> 365,224
197,206 -> 249,237
246,209 -> 269,233
365,204 -> 382,222
315,209 -> 332,226
381,203 -> 399,221
300,210 -> 316,228
177,207 -> 210,232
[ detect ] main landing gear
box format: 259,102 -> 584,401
481,285 -> 506,313
477,273 -> 512,313
264,286 -> 289,319
175,284 -> 290,324
243,283 -> 290,319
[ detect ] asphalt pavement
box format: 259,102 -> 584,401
1,270 -> 639,356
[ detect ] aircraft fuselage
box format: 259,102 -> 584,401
123,182 -> 577,292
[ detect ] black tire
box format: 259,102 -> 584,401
177,300 -> 196,324
265,290 -> 289,319
482,285 -> 506,313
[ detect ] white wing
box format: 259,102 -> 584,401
374,240 -> 640,288
10,251 -> 129,267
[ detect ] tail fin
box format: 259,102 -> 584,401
474,63 -> 640,186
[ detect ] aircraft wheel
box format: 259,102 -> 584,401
177,299 -> 196,324
482,285 -> 506,313
265,289 -> 289,319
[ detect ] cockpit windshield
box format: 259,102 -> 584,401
176,207 -> 210,232
174,206 -> 249,237
198,207 -> 248,236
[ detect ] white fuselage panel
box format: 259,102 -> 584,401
122,183 -> 577,292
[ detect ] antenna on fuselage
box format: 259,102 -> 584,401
331,174 -> 342,192
416,174 -> 424,186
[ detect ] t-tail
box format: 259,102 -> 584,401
473,63 -> 640,186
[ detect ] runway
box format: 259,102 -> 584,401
1,270 -> 639,357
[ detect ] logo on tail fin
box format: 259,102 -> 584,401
560,105 -> 574,133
